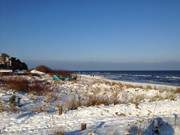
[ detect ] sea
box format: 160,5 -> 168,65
77,71 -> 180,86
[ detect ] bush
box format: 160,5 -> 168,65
8,95 -> 20,112
175,88 -> 180,93
35,65 -> 75,79
86,96 -> 110,106
53,130 -> 64,135
35,65 -> 52,73
1,77 -> 51,95
6,79 -> 28,91
54,132 -> 64,135
28,81 -> 51,95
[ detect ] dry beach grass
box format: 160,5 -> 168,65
0,76 -> 52,95
0,74 -> 179,113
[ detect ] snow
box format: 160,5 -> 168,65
30,70 -> 46,75
0,69 -> 13,73
0,74 -> 180,135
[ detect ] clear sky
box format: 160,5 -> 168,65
0,0 -> 180,70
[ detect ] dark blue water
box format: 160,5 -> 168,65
77,71 -> 180,86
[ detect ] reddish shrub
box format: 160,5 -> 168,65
35,65 -> 74,78
5,79 -> 28,91
0,77 -> 51,95
175,88 -> 180,93
35,65 -> 52,73
28,81 -> 51,95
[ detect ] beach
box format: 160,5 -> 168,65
0,74 -> 180,135
1,0 -> 180,134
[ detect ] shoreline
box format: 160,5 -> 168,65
80,74 -> 180,90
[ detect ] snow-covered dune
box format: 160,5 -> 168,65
0,74 -> 180,135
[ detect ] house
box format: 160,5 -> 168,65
0,53 -> 12,68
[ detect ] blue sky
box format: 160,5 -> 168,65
0,0 -> 180,70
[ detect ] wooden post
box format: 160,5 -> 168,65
17,97 -> 21,107
9,95 -> 16,107
0,101 -> 3,112
58,105 -> 63,115
174,113 -> 178,127
81,123 -> 87,131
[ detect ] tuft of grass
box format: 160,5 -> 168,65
148,92 -> 176,102
57,105 -> 63,115
52,127 -> 65,135
122,83 -> 144,90
149,95 -> 163,102
86,96 -> 110,106
124,84 -> 135,89
166,93 -> 176,101
146,85 -> 153,90
81,123 -> 87,131
28,81 -> 51,95
67,99 -> 81,111
111,91 -> 119,105
130,95 -> 145,108
54,131 -> 64,135
7,95 -> 20,112
0,101 -> 4,112
115,112 -> 126,117
128,125 -> 143,135
31,106 -> 47,113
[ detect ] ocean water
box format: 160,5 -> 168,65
78,71 -> 180,86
